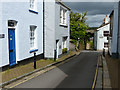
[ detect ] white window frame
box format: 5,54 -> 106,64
104,42 -> 108,48
62,37 -> 67,49
103,31 -> 109,37
29,0 -> 37,11
30,25 -> 37,50
60,7 -> 67,26
60,8 -> 63,24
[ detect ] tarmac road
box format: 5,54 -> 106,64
13,51 -> 100,88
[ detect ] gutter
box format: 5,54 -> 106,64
55,0 -> 71,11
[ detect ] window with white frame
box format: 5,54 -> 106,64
30,0 -> 37,11
103,31 -> 109,37
62,37 -> 67,49
60,7 -> 67,25
30,25 -> 37,49
104,42 -> 108,48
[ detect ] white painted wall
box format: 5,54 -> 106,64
118,1 -> 120,58
96,24 -> 110,50
0,1 -> 43,67
44,1 -> 70,59
0,2 -> 2,67
112,2 -> 119,54
44,0 -> 55,58
55,2 -> 70,56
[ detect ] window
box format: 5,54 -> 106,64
60,8 -> 63,24
60,7 -> 67,25
30,25 -> 37,49
103,31 -> 109,37
104,42 -> 108,48
62,37 -> 67,49
30,0 -> 37,11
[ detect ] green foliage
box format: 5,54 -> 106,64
70,39 -> 77,47
70,11 -> 89,41
62,48 -> 68,54
88,27 -> 98,30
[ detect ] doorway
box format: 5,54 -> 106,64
8,28 -> 16,66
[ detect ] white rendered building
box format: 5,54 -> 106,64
94,15 -> 110,51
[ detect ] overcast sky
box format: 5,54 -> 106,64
63,0 -> 115,27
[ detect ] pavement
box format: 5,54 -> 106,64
0,50 -> 112,89
3,51 -> 99,88
105,54 -> 120,89
0,51 -> 78,88
95,54 -> 112,89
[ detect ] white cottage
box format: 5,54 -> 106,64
44,0 -> 70,59
0,0 -> 44,67
94,15 -> 110,51
109,0 -> 120,58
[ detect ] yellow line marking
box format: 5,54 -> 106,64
9,57 -> 74,88
92,56 -> 99,90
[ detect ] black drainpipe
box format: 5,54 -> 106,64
43,0 -> 45,58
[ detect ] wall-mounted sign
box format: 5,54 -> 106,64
99,36 -> 103,38
0,34 -> 5,38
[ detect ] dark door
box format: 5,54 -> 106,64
8,28 -> 16,66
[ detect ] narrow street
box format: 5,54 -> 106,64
11,51 -> 100,88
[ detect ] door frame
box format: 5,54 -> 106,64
56,40 -> 59,59
8,27 -> 16,66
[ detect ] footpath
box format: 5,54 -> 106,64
0,51 -> 80,88
95,54 -> 112,89
0,50 -> 114,89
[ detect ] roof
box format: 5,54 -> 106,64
56,0 -> 71,10
109,10 -> 114,18
99,22 -> 110,28
97,23 -> 110,30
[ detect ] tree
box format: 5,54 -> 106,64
70,11 -> 89,50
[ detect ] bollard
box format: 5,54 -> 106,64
54,50 -> 56,61
103,48 -> 105,57
34,52 -> 36,69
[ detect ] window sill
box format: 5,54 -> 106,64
29,49 -> 38,53
60,24 -> 68,28
29,9 -> 38,14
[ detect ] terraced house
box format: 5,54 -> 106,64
0,0 -> 44,67
94,15 -> 110,51
109,1 -> 120,58
0,0 -> 70,67
44,0 -> 70,59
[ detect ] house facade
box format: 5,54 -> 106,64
94,15 -> 110,51
109,1 -> 120,58
44,0 -> 70,59
0,0 -> 44,67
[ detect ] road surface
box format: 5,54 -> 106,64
12,51 -> 100,88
